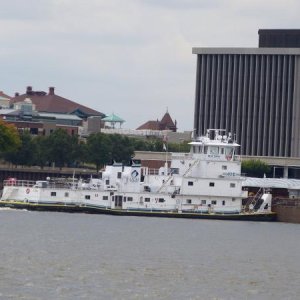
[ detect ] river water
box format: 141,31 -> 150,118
0,209 -> 299,300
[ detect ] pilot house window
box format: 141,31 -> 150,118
209,182 -> 215,187
188,181 -> 194,186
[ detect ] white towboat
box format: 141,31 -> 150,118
0,129 -> 276,221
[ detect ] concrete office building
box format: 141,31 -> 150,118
192,29 -> 300,157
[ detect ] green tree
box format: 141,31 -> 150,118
32,135 -> 50,168
0,120 -> 21,155
4,132 -> 35,166
108,134 -> 134,164
85,133 -> 112,171
241,159 -> 271,178
47,129 -> 78,169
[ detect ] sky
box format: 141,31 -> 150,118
1,0 -> 300,131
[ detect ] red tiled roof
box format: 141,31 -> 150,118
10,87 -> 104,117
136,120 -> 160,130
136,112 -> 177,132
0,91 -> 12,99
160,112 -> 175,128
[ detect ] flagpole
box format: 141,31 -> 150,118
163,135 -> 168,175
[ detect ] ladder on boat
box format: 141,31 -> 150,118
183,159 -> 200,177
244,188 -> 264,212
157,175 -> 174,193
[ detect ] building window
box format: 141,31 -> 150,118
230,183 -> 236,188
212,200 -> 217,205
127,197 -> 133,201
201,200 -> 206,205
64,192 -> 69,197
103,196 -> 108,200
158,198 -> 165,203
51,192 -> 56,197
188,181 -> 194,186
209,182 -> 215,187
222,165 -> 227,170
85,195 -> 90,200
145,198 -> 150,202
186,199 -> 192,204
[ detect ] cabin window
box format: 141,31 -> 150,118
171,168 -> 179,175
212,200 -> 217,205
105,180 -> 110,185
232,198 -> 236,201
220,148 -> 224,154
225,147 -> 234,160
204,146 -> 208,154
64,192 -> 69,197
210,146 -> 218,154
230,183 -> 236,188
145,198 -> 150,202
158,198 -> 165,203
188,181 -> 194,186
209,182 -> 215,187
117,172 -> 122,179
103,196 -> 108,200
51,192 -> 56,197
85,195 -> 90,200
144,186 -> 151,192
222,165 -> 227,170
201,200 -> 206,205
99,172 -> 102,179
186,199 -> 192,204
127,197 -> 133,201
222,200 -> 226,206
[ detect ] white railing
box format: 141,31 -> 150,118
3,180 -> 36,187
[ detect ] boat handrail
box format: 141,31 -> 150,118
172,153 -> 193,160
147,168 -> 160,175
3,179 -> 36,187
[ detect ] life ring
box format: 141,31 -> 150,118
26,188 -> 30,194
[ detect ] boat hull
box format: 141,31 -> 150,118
0,200 -> 277,222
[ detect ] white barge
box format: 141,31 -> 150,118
0,129 -> 276,221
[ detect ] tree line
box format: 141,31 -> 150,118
0,120 -> 271,176
0,121 -> 190,171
